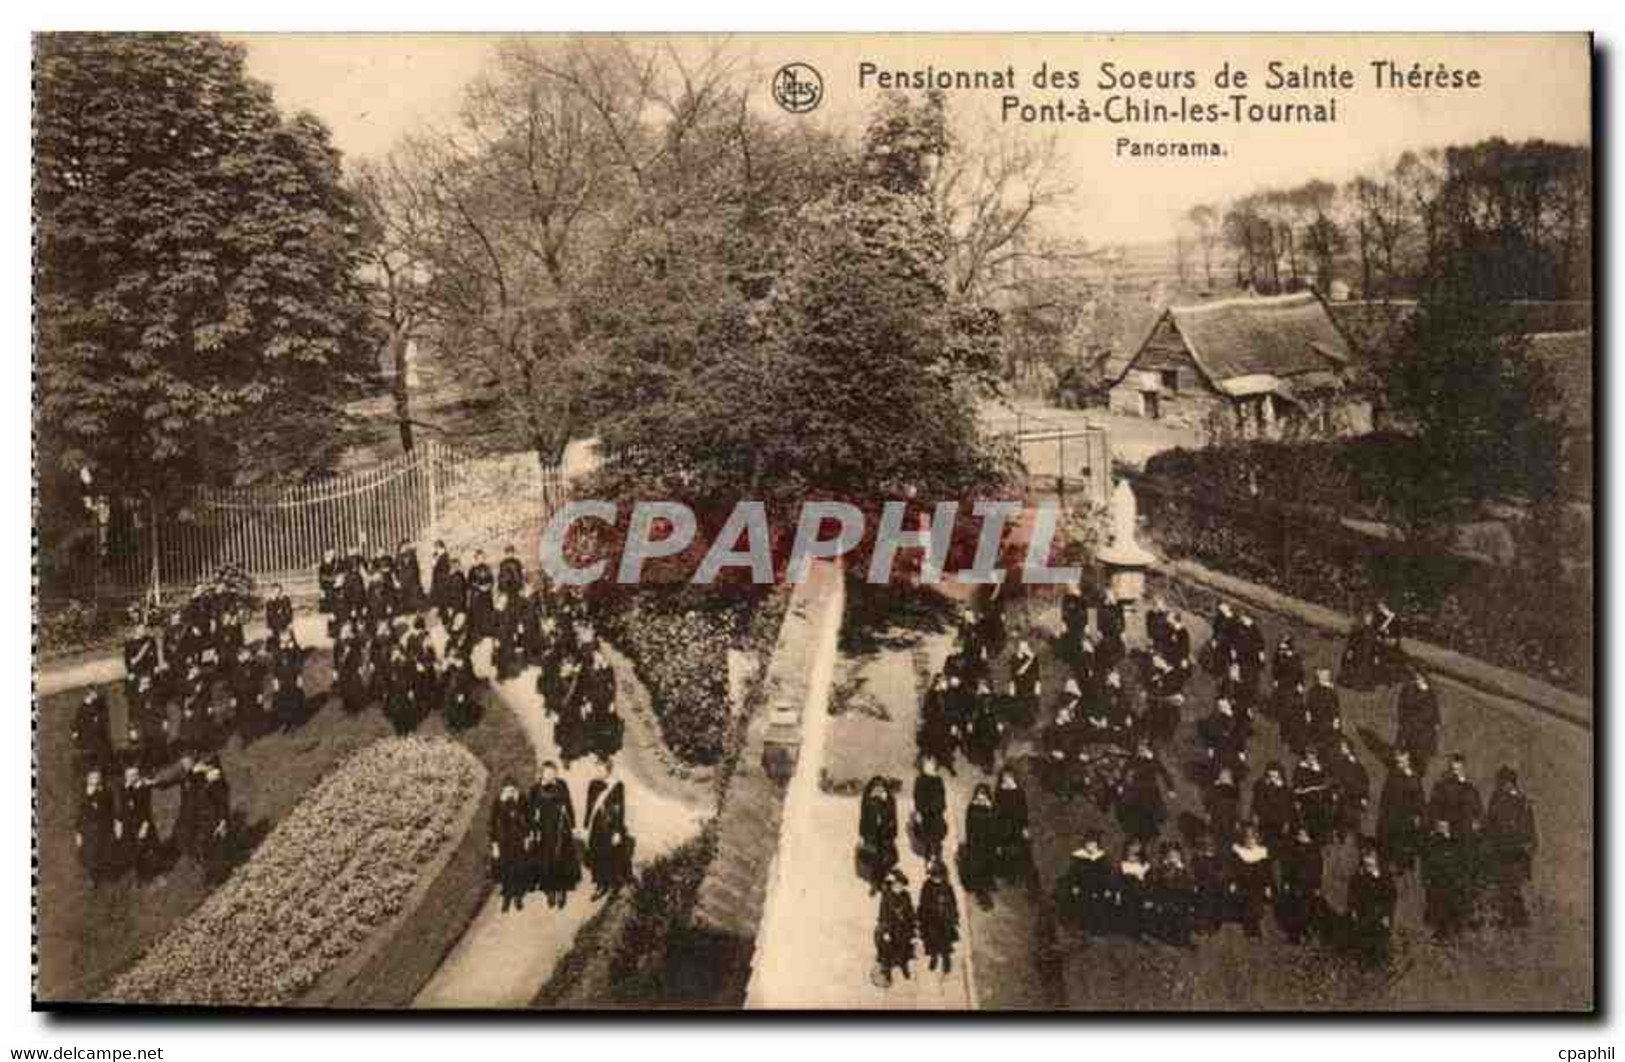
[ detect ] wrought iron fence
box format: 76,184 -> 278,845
50,441 -> 568,606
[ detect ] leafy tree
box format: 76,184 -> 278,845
35,33 -> 375,504
601,91 -> 1014,508
1383,264 -> 1565,526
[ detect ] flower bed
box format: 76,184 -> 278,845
109,738 -> 483,1006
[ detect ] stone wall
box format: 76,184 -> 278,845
685,562 -> 846,998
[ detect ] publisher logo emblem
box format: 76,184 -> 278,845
773,63 -> 824,114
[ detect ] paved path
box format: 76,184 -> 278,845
749,633 -> 975,1010
413,667 -> 713,1009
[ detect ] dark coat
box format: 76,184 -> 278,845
917,878 -> 960,954
875,889 -> 917,969
584,778 -> 632,888
1429,775 -> 1484,838
912,774 -> 948,846
1378,769 -> 1427,869
529,779 -> 580,892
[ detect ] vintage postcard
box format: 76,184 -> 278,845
32,32 -> 1593,1012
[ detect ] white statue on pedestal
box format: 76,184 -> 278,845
1099,479 -> 1157,569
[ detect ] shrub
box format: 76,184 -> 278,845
109,738 -> 482,1006
534,827 -> 718,1008
593,586 -> 770,766
36,599 -> 120,655
1140,482 -> 1591,693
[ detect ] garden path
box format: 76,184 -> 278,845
35,612 -> 713,1010
412,666 -> 714,1009
748,635 -> 975,1010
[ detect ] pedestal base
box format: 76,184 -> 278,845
1106,563 -> 1147,603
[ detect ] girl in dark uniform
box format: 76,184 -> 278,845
467,550 -> 496,638
385,649 -> 418,735
198,757 -> 233,884
1150,840 -> 1197,946
959,783 -> 999,905
492,592 -> 521,680
554,657 -> 590,768
1115,839 -> 1153,939
916,674 -> 958,772
337,626 -> 369,715
857,776 -> 899,892
1055,833 -> 1113,937
911,756 -> 949,863
271,643 -> 306,733
395,540 -> 425,613
963,679 -> 1004,775
1293,749 -> 1337,845
1275,822 -> 1327,945
584,760 -> 632,900
1229,821 -> 1275,938
1269,636 -> 1304,721
874,869 -> 917,987
529,762 -> 580,908
584,650 -> 624,761
442,651 -> 477,731
491,778 -> 530,913
917,860 -> 961,975
1006,641 -> 1041,729
75,770 -> 116,887
116,765 -> 162,882
991,767 -> 1030,881
1347,841 -> 1398,965
71,692 -> 113,775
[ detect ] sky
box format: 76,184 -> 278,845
237,33 -> 1592,246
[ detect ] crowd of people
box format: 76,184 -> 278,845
856,583 -> 1540,986
67,538 -> 637,911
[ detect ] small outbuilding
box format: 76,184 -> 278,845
1107,291 -> 1372,439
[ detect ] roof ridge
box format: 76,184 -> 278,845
1169,291 -> 1319,315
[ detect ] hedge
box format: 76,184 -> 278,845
1136,477 -> 1591,694
109,738 -> 483,1006
533,827 -> 718,1008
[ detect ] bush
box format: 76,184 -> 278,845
534,828 -> 718,1008
1141,483 -> 1591,693
109,738 -> 482,1006
593,586 -> 771,766
36,600 -> 120,655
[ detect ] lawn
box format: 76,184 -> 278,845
35,650 -> 535,1007
1002,576 -> 1592,1011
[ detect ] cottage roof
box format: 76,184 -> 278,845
1165,292 -> 1353,383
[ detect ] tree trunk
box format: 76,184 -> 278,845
389,328 -> 415,453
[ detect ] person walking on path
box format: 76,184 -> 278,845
917,860 -> 961,977
528,762 -> 580,909
873,869 -> 917,987
858,776 -> 900,894
491,778 -> 530,913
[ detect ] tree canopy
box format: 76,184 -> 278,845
598,90 -> 1014,507
35,32 -> 375,502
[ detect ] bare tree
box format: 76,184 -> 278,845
932,120 -> 1077,301
371,37 -> 755,466
1186,204 -> 1222,289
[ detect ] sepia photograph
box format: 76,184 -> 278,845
30,31 -> 1594,1013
